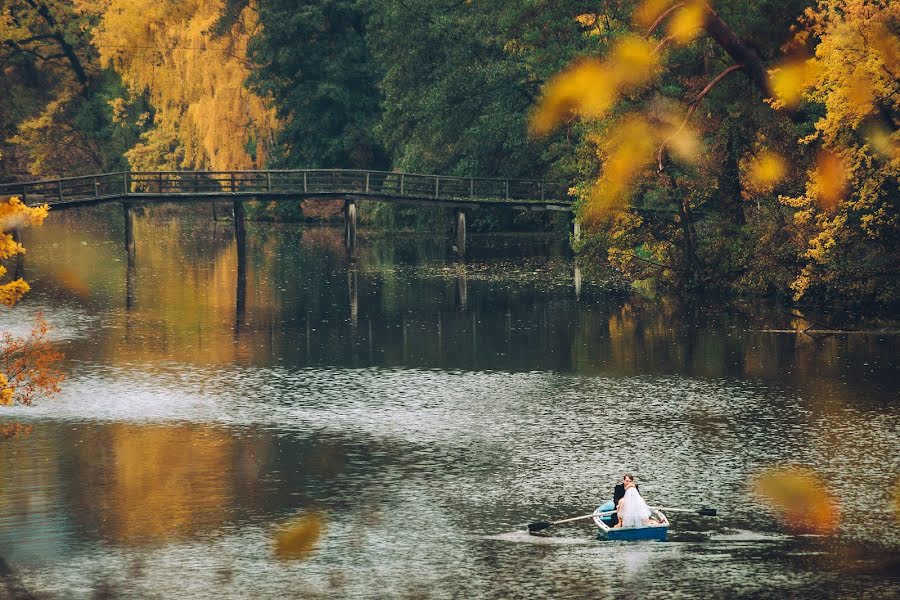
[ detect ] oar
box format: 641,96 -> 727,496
652,506 -> 717,516
527,512 -> 598,533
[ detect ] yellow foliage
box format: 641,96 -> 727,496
0,197 -> 49,307
529,60 -> 614,136
274,511 -> 327,560
0,197 -> 49,240
666,2 -> 707,44
94,0 -> 279,170
633,0 -> 675,28
0,279 -> 31,309
753,465 -> 840,535
611,35 -> 659,85
584,116 -> 657,224
746,151 -> 788,191
529,37 -> 657,136
575,13 -> 603,35
0,374 -> 13,406
768,58 -> 820,109
780,1 -> 899,301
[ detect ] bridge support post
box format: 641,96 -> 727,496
348,267 -> 358,326
344,199 -> 357,259
456,266 -> 468,311
454,208 -> 466,258
234,200 -> 247,330
574,260 -> 582,301
124,203 -> 136,268
233,200 -> 246,257
572,215 -> 581,246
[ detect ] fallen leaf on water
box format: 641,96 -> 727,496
274,510 -> 327,560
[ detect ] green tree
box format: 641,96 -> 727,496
247,0 -> 386,169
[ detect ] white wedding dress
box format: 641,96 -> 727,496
619,486 -> 652,527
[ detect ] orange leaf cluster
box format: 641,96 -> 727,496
0,314 -> 65,406
812,151 -> 848,210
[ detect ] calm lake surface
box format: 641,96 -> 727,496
1,203 -> 898,599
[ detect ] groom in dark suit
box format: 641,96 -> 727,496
609,473 -> 638,526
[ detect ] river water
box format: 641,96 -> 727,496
0,203 -> 898,599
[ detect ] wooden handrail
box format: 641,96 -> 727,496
0,169 -> 572,208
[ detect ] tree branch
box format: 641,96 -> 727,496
22,0 -> 90,87
645,2 -> 773,98
657,64 -> 744,171
646,3 -> 686,38
699,3 -> 772,97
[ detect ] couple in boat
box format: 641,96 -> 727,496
611,473 -> 661,528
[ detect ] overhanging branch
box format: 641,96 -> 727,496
657,64 -> 744,171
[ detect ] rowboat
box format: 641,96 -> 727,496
592,501 -> 669,541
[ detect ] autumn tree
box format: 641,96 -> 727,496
0,0 -> 139,177
530,0 -> 898,308
93,0 -> 279,170
0,197 -> 63,406
773,0 -> 899,307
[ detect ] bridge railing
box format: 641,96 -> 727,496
0,172 -> 129,205
1,169 -> 571,206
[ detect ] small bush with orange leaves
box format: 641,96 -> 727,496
0,196 -> 63,406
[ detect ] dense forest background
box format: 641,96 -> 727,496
0,0 -> 897,311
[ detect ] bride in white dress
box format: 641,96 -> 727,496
616,480 -> 655,527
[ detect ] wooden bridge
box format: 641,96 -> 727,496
0,169 -> 576,259
0,169 -> 572,211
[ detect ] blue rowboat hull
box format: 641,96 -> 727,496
593,501 -> 669,541
597,523 -> 668,541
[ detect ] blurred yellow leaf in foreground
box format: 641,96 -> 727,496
611,35 -> 658,85
528,60 -> 612,136
768,58 -> 820,109
529,37 -> 658,136
633,0 -> 674,28
753,465 -> 840,534
667,3 -> 707,44
274,510 -> 327,561
747,151 -> 788,191
584,117 -> 657,224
